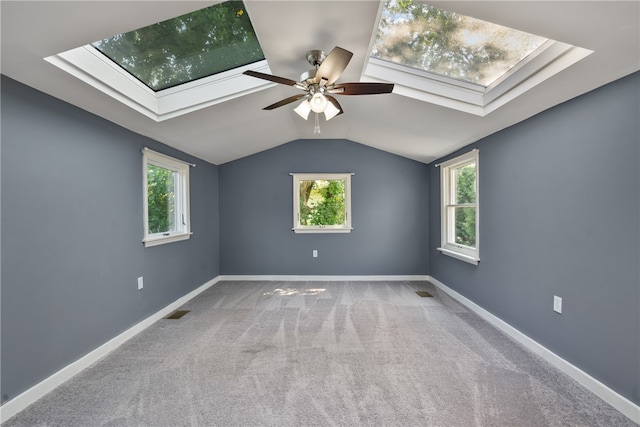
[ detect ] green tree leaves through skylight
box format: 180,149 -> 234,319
372,0 -> 547,87
92,1 -> 264,91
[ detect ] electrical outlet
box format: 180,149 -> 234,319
137,276 -> 144,290
553,295 -> 562,314
312,250 -> 318,258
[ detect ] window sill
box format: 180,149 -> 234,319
293,228 -> 353,234
437,247 -> 479,265
143,232 -> 191,248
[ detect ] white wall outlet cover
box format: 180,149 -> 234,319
553,295 -> 562,313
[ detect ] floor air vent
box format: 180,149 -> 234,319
415,291 -> 433,298
165,310 -> 190,319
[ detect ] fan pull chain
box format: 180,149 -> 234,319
314,113 -> 321,135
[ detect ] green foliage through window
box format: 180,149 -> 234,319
455,207 -> 476,247
299,180 -> 346,226
147,164 -> 176,234
92,1 -> 264,91
453,164 -> 476,247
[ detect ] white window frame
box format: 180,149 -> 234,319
438,149 -> 480,265
292,173 -> 352,234
45,46 -> 273,122
142,148 -> 191,247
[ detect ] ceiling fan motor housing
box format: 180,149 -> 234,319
301,50 -> 326,82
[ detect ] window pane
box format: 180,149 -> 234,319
455,164 -> 476,204
372,1 -> 548,86
91,1 -> 264,91
299,179 -> 345,226
454,207 -> 476,247
147,164 -> 177,234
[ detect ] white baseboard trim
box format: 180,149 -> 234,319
218,274 -> 431,282
427,275 -> 640,425
0,276 -> 222,424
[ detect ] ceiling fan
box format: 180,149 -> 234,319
243,46 -> 394,133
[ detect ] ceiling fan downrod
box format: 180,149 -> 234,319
306,50 -> 326,67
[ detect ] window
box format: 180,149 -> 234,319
143,149 -> 191,247
438,149 -> 479,264
292,173 -> 352,234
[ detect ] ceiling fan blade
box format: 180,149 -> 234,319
263,94 -> 308,110
243,70 -> 299,87
325,95 -> 344,116
315,47 -> 353,85
330,82 -> 395,95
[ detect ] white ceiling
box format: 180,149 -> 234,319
2,1 -> 639,165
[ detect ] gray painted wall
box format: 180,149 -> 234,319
1,76 -> 220,403
428,72 -> 640,404
219,139 -> 429,275
2,69 -> 638,412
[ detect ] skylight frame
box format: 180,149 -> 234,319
46,46 -> 273,121
44,2 -> 274,122
364,2 -> 593,116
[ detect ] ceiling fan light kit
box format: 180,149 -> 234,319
323,102 -> 341,121
310,92 -> 328,113
243,46 -> 394,134
293,100 -> 312,120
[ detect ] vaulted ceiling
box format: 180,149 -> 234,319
2,1 -> 638,165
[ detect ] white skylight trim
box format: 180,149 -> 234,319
364,40 -> 592,116
45,45 -> 274,121
365,2 -> 593,116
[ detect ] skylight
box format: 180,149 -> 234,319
364,0 -> 592,116
372,1 -> 547,87
45,1 -> 273,121
91,2 -> 264,92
